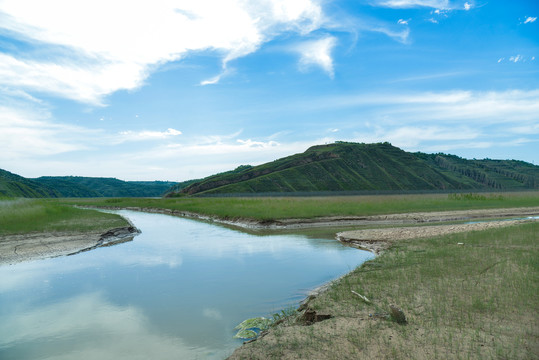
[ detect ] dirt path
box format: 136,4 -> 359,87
337,217 -> 538,254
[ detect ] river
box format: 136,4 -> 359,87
0,210 -> 374,360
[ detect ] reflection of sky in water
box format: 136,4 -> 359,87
0,210 -> 374,360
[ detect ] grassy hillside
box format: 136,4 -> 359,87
171,142 -> 539,196
163,179 -> 202,196
0,169 -> 60,198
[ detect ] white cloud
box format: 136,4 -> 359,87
0,0 -> 324,104
200,75 -> 223,86
236,139 -> 279,148
427,18 -> 439,24
372,0 -> 449,8
397,19 -> 410,25
509,54 -> 522,63
0,53 -> 147,105
295,36 -> 337,77
118,128 -> 182,141
523,16 -> 537,24
464,2 -> 472,11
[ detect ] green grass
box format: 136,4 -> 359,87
63,191 -> 539,221
0,198 -> 128,235
229,221 -> 538,359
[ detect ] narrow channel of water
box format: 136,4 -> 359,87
0,210 -> 374,360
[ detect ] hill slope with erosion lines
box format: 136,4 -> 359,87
171,142 -> 538,196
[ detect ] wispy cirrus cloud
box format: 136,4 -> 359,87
370,0 -> 450,9
369,23 -> 411,42
522,16 -> 537,24
330,13 -> 411,43
0,104 -> 98,158
292,89 -> 539,122
498,55 -> 535,63
354,125 -> 480,149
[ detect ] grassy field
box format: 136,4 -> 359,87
0,198 -> 128,235
64,191 -> 539,221
229,221 -> 538,359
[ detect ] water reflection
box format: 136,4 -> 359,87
0,210 -> 374,359
0,292 -> 216,360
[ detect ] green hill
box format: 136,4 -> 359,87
170,142 -> 538,196
0,169 -> 61,198
0,170 -> 176,198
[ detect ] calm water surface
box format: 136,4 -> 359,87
0,210 -> 374,360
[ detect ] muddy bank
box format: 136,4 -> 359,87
337,217 -> 538,254
0,226 -> 140,266
84,206 -> 539,230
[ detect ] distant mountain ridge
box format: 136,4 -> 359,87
168,142 -> 538,196
0,171 -> 176,198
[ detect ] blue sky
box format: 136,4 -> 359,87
0,0 -> 537,181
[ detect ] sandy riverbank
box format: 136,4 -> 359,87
0,226 -> 140,266
337,217 -> 538,254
